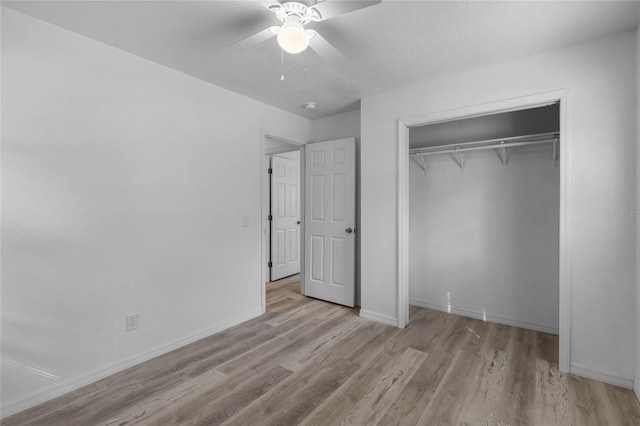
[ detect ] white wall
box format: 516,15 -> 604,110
274,151 -> 300,161
310,110 -> 362,304
310,109 -> 361,144
410,104 -> 559,148
0,8 -> 309,416
361,30 -> 637,384
264,137 -> 302,156
409,144 -> 559,334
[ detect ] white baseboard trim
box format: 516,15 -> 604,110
1,308 -> 263,419
410,299 -> 559,335
359,309 -> 398,327
570,363 -> 634,389
634,379 -> 640,401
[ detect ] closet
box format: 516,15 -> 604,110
408,104 -> 560,334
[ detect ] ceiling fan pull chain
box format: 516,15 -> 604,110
303,47 -> 309,75
280,48 -> 285,81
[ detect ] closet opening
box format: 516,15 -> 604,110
401,99 -> 565,367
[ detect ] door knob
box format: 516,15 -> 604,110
345,227 -> 353,234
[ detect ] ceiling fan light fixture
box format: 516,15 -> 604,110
277,15 -> 309,54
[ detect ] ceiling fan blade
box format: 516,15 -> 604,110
308,30 -> 345,63
229,26 -> 279,48
309,0 -> 381,21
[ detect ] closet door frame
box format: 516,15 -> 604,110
396,89 -> 570,373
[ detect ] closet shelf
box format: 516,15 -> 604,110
410,131 -> 559,173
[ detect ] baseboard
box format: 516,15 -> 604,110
1,308 -> 263,419
359,309 -> 398,327
570,363 -> 634,389
410,299 -> 559,335
634,379 -> 640,401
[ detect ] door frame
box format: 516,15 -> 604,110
261,129 -> 305,314
396,89 -> 571,372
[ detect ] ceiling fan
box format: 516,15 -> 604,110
230,0 -> 381,62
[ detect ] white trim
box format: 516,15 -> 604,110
410,299 -> 559,335
260,129 -> 305,311
397,90 -> 571,372
359,309 -> 398,327
634,380 -> 640,401
557,93 -> 572,373
570,363 -> 634,389
397,122 -> 409,328
0,308 -> 263,418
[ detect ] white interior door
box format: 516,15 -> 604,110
304,138 -> 356,307
270,154 -> 301,281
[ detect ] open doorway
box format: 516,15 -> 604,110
397,90 -> 571,372
261,133 -> 359,313
261,132 -> 304,313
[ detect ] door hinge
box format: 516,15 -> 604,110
268,168 -> 273,174
268,214 -> 273,221
268,261 -> 273,268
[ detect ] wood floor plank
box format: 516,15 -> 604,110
336,347 -> 428,425
264,299 -> 326,327
482,321 -> 512,353
299,347 -> 403,426
439,316 -> 475,354
150,365 -> 293,425
383,312 -> 447,353
312,320 -> 400,369
217,308 -> 353,376
457,347 -> 509,425
222,359 -> 360,426
378,349 -> 455,426
279,314 -> 366,372
603,381 -> 640,425
567,373 -> 612,426
415,349 -> 482,425
534,358 -> 573,426
459,317 -> 489,354
495,328 -> 537,425
537,332 -> 560,367
99,368 -> 227,426
6,275 -> 640,426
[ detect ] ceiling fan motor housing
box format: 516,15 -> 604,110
271,2 -> 322,24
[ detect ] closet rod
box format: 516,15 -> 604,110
411,138 -> 557,157
410,131 -> 559,157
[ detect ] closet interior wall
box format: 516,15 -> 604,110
409,111 -> 560,334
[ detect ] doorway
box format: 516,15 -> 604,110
261,131 -> 304,313
397,90 -> 571,372
261,133 -> 358,312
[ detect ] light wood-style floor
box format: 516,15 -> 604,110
5,274 -> 640,425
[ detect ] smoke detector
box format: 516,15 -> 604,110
304,101 -> 317,110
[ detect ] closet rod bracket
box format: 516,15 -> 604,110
496,140 -> 508,167
454,147 -> 465,171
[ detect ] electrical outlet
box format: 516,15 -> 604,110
242,216 -> 249,228
126,313 -> 139,332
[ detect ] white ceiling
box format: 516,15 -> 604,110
4,1 -> 640,119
